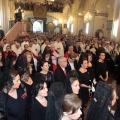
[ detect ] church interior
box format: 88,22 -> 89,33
0,0 -> 120,120
0,0 -> 119,42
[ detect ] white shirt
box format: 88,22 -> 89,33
21,41 -> 29,51
69,62 -> 75,70
32,43 -> 40,56
11,44 -> 16,50
3,43 -> 9,52
12,46 -> 22,57
41,43 -> 50,53
54,41 -> 64,56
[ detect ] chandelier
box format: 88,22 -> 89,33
84,12 -> 92,22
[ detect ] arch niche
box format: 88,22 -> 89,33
46,22 -> 55,34
95,29 -> 104,38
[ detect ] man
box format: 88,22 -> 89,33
21,37 -> 29,51
66,52 -> 78,72
4,45 -> 17,59
32,38 -> 40,56
54,57 -> 67,83
64,45 -> 74,58
74,40 -> 81,54
11,40 -> 17,50
3,39 -> 9,52
54,37 -> 64,56
96,51 -> 108,82
12,42 -> 21,57
41,39 -> 50,54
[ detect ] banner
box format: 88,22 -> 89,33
34,5 -> 47,19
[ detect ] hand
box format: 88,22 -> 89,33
88,86 -> 91,89
0,62 -> 3,67
105,77 -> 108,81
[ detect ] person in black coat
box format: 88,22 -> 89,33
54,57 -> 67,84
73,40 -> 81,54
66,52 -> 78,73
95,51 -> 108,82
86,81 -> 117,120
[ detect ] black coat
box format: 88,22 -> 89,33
66,60 -> 78,73
74,46 -> 81,54
54,66 -> 67,84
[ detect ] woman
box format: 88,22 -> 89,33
65,70 -> 80,94
16,51 -> 35,77
21,71 -> 33,95
87,52 -> 96,96
45,82 -> 66,120
86,81 -> 117,120
30,80 -> 48,120
65,70 -> 84,120
42,46 -> 53,71
78,58 -> 91,106
61,94 -> 82,120
43,53 -> 53,71
2,69 -> 27,120
34,61 -> 54,89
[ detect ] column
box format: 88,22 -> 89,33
89,13 -> 95,36
112,0 -> 120,41
1,0 -> 10,34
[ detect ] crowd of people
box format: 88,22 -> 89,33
0,33 -> 120,120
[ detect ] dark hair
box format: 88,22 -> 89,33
45,82 -> 66,120
99,51 -> 105,56
31,80 -> 46,98
65,70 -> 79,94
40,60 -> 49,68
3,39 -> 6,41
62,94 -> 82,114
21,71 -> 30,83
4,69 -> 19,92
80,57 -> 88,65
86,81 -> 113,120
33,38 -> 37,41
85,45 -> 90,50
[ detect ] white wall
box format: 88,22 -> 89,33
93,16 -> 108,37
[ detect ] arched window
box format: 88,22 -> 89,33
33,21 -> 43,33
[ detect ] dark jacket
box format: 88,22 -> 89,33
54,66 -> 67,84
66,60 -> 78,73
73,46 -> 81,54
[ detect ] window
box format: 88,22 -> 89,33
113,20 -> 119,37
86,22 -> 89,34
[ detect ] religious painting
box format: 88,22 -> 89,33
34,5 -> 47,19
